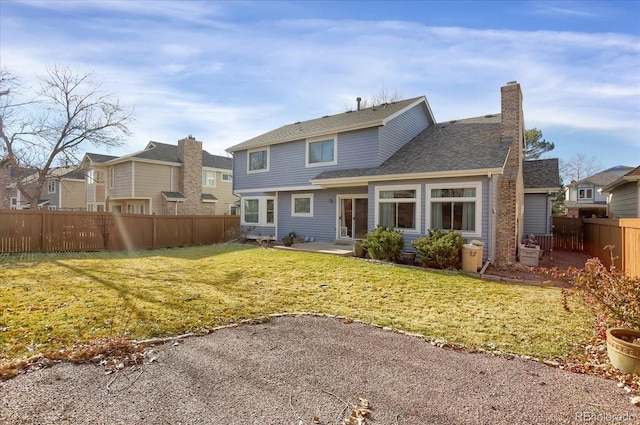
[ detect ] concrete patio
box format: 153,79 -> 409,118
273,241 -> 354,256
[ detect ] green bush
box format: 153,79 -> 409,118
361,226 -> 405,261
411,229 -> 466,269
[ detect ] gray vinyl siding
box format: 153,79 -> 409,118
378,103 -> 432,164
234,127 -> 381,192
609,182 -> 639,218
369,177 -> 490,255
524,193 -> 550,235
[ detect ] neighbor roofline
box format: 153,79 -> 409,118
524,187 -> 561,194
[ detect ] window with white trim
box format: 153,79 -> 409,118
48,205 -> 57,210
248,148 -> 269,173
222,173 -> 233,182
292,194 -> 313,217
202,170 -> 216,187
242,196 -> 276,226
306,136 -> 337,167
426,182 -> 481,236
578,188 -> 593,200
47,181 -> 56,194
375,185 -> 420,233
109,168 -> 115,188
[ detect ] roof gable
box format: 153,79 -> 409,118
226,96 -> 432,152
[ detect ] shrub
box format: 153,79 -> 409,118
411,229 -> 466,269
561,251 -> 640,334
361,226 -> 405,261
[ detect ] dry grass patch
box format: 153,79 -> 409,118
0,244 -> 592,372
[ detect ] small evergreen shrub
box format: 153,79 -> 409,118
361,226 -> 405,261
411,229 -> 466,269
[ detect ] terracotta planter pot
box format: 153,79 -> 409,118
606,328 -> 640,375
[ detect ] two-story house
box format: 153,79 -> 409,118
83,136 -> 237,215
601,165 -> 640,218
564,165 -> 634,218
5,165 -> 86,210
227,82 -> 529,265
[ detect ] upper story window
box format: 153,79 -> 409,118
248,148 -> 269,173
88,169 -> 104,184
375,184 -> 421,233
222,173 -> 233,182
578,188 -> 593,200
426,182 -> 481,237
291,193 -> 313,217
47,181 -> 57,194
109,168 -> 115,189
306,135 -> 337,167
202,170 -> 216,187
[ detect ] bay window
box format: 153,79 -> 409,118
242,196 -> 276,226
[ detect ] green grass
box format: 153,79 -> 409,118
0,244 -> 593,365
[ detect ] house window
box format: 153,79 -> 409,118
222,173 -> 233,182
10,197 -> 16,208
306,136 -> 337,167
48,205 -> 57,211
248,148 -> 269,173
578,188 -> 593,200
89,169 -> 104,183
292,194 -> 313,217
375,185 -> 420,233
202,170 -> 216,187
426,182 -> 481,237
242,197 -> 276,226
47,181 -> 56,194
229,205 -> 239,215
109,169 -> 115,188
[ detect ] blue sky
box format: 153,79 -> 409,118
1,0 -> 639,175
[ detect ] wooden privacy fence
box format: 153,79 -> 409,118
0,210 -> 240,254
582,218 -> 640,278
552,217 -> 584,251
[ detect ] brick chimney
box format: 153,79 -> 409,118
177,136 -> 203,215
495,81 -> 525,264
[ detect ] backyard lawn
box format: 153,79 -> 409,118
0,243 -> 593,369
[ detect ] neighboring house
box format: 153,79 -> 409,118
227,81 -> 528,264
523,158 -> 561,236
5,165 -> 87,210
82,136 -> 237,215
564,166 -> 634,218
601,165 -> 640,218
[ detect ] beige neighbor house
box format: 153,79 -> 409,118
2,165 -> 86,210
82,136 -> 237,215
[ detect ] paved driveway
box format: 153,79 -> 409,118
0,315 -> 635,424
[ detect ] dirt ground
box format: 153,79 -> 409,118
483,249 -> 591,286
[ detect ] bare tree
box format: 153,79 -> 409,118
0,66 -> 133,208
347,83 -> 403,111
560,153 -> 602,183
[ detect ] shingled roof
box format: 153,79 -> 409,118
572,166 -> 635,187
85,153 -> 118,163
311,115 -> 508,182
226,96 -> 431,152
105,142 -> 232,170
523,159 -> 561,189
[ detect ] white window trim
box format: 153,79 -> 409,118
241,196 -> 276,226
374,184 -> 421,234
247,147 -> 270,174
47,181 -> 56,194
109,168 -> 115,189
291,193 -> 314,217
222,173 -> 233,182
425,181 -> 482,238
202,170 -> 216,187
578,187 -> 593,200
306,135 -> 337,168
